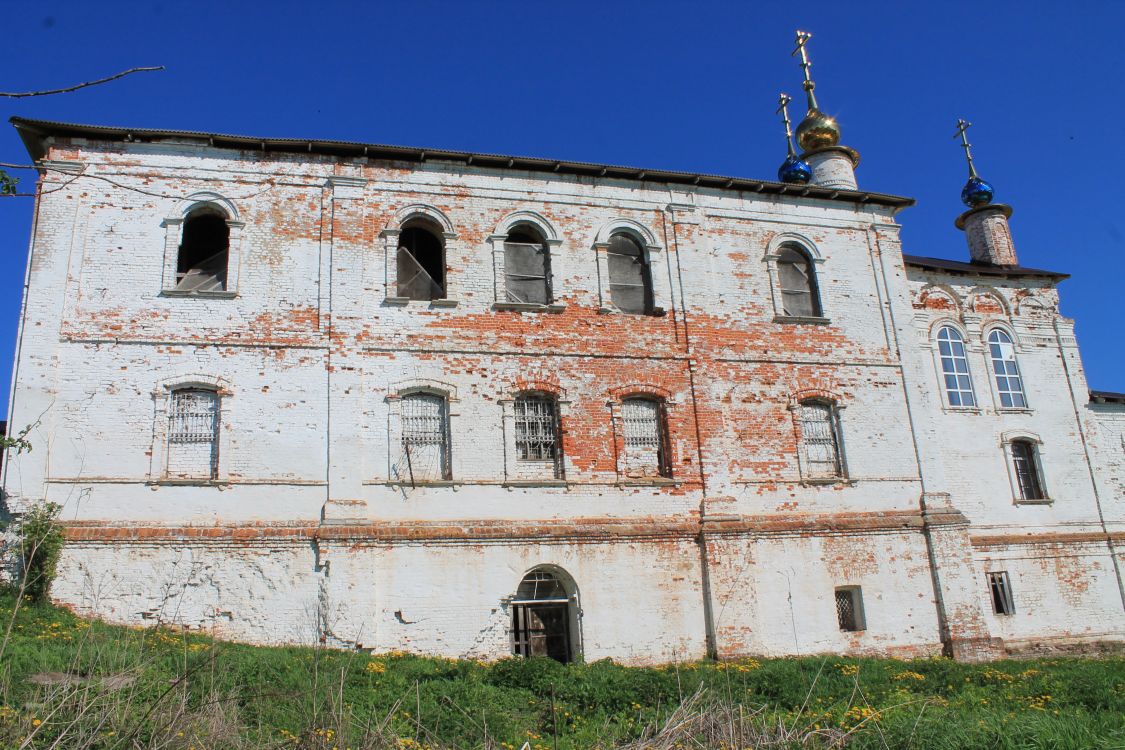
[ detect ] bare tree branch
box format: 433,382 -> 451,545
0,66 -> 164,98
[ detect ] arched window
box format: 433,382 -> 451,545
511,569 -> 577,663
987,330 -> 1027,408
397,219 -> 446,300
798,400 -> 843,478
514,393 -> 563,478
621,397 -> 670,478
176,208 -> 229,291
398,392 -> 451,481
607,233 -> 653,315
504,225 -> 552,305
166,388 -> 220,479
937,326 -> 976,407
777,246 -> 821,318
1010,439 -> 1045,501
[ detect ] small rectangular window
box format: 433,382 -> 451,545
1011,440 -> 1045,500
514,396 -> 561,464
988,571 -> 1015,615
800,401 -> 842,478
167,389 -> 220,480
399,393 -> 451,482
622,398 -> 671,478
835,587 -> 865,632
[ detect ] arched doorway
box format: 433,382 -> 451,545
511,568 -> 578,663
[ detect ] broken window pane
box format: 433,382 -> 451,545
988,571 -> 1015,615
398,393 -> 450,482
504,241 -> 551,304
622,397 -> 670,478
176,210 -> 229,292
778,246 -> 819,317
607,233 -> 652,314
1011,440 -> 1044,500
800,401 -> 841,478
167,388 -> 219,479
397,225 -> 446,300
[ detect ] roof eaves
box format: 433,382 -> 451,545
902,254 -> 1069,281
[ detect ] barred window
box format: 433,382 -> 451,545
777,246 -> 821,317
937,326 -> 976,407
514,395 -> 561,471
1010,439 -> 1045,501
167,388 -> 219,479
988,571 -> 1015,615
505,227 -> 552,305
987,330 -> 1027,408
622,397 -> 670,478
607,233 -> 653,315
399,393 -> 450,482
835,587 -> 865,632
799,401 -> 842,478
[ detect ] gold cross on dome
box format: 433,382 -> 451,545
954,118 -> 979,178
791,30 -> 820,110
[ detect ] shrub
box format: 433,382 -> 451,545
13,501 -> 64,603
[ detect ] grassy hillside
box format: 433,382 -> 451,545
1,592 -> 1123,749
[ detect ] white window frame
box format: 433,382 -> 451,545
592,220 -> 665,316
764,233 -> 828,323
985,327 -> 1029,410
380,205 -> 459,308
1000,431 -> 1050,504
935,324 -> 978,409
489,211 -> 565,312
161,193 -> 244,298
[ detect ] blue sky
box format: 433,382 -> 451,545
1,1 -> 1122,419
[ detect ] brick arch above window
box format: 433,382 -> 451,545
386,378 -> 459,402
494,210 -> 560,243
153,373 -> 232,398
387,203 -> 456,236
167,191 -> 241,223
593,218 -> 660,248
914,284 -> 963,313
508,376 -> 567,400
786,388 -> 845,409
966,285 -> 1011,316
608,383 -> 674,403
763,231 -> 823,262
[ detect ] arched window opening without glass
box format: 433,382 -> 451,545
607,233 -> 654,315
176,208 -> 229,291
398,392 -> 451,483
988,330 -> 1027,408
621,397 -> 671,478
1010,439 -> 1045,501
511,569 -> 577,664
397,219 -> 446,300
777,246 -> 821,318
504,225 -> 552,305
514,394 -> 563,479
167,388 -> 220,480
937,326 -> 976,407
799,400 -> 842,479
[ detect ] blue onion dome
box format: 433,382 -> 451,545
961,176 -> 994,208
795,109 -> 841,151
778,154 -> 812,184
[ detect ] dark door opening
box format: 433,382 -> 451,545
512,603 -> 571,663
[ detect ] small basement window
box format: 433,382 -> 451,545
835,587 -> 865,632
397,220 -> 446,300
176,209 -> 229,291
988,571 -> 1015,615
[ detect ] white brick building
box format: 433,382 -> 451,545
2,114 -> 1121,664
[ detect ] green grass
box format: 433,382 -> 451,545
1,591 -> 1124,749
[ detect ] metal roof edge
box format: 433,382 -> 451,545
1090,390 -> 1125,405
902,254 -> 1069,281
9,116 -> 916,209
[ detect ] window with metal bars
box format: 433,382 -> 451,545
799,401 -> 842,479
987,330 -> 1027,408
622,397 -> 670,478
504,227 -> 552,305
514,395 -> 562,476
399,392 -> 450,482
937,326 -> 976,407
1010,439 -> 1045,501
167,388 -> 220,479
988,571 -> 1015,615
835,587 -> 865,631
606,233 -> 653,315
777,246 -> 821,317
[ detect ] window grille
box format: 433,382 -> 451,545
1010,440 -> 1044,500
167,389 -> 219,479
777,246 -> 820,317
514,396 -> 562,475
987,330 -> 1027,408
800,401 -> 841,478
622,397 -> 670,477
835,587 -> 864,631
988,571 -> 1015,615
399,393 -> 450,481
606,234 -> 653,315
504,241 -> 551,304
937,326 -> 976,407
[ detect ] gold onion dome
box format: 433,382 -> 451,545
795,109 -> 840,152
